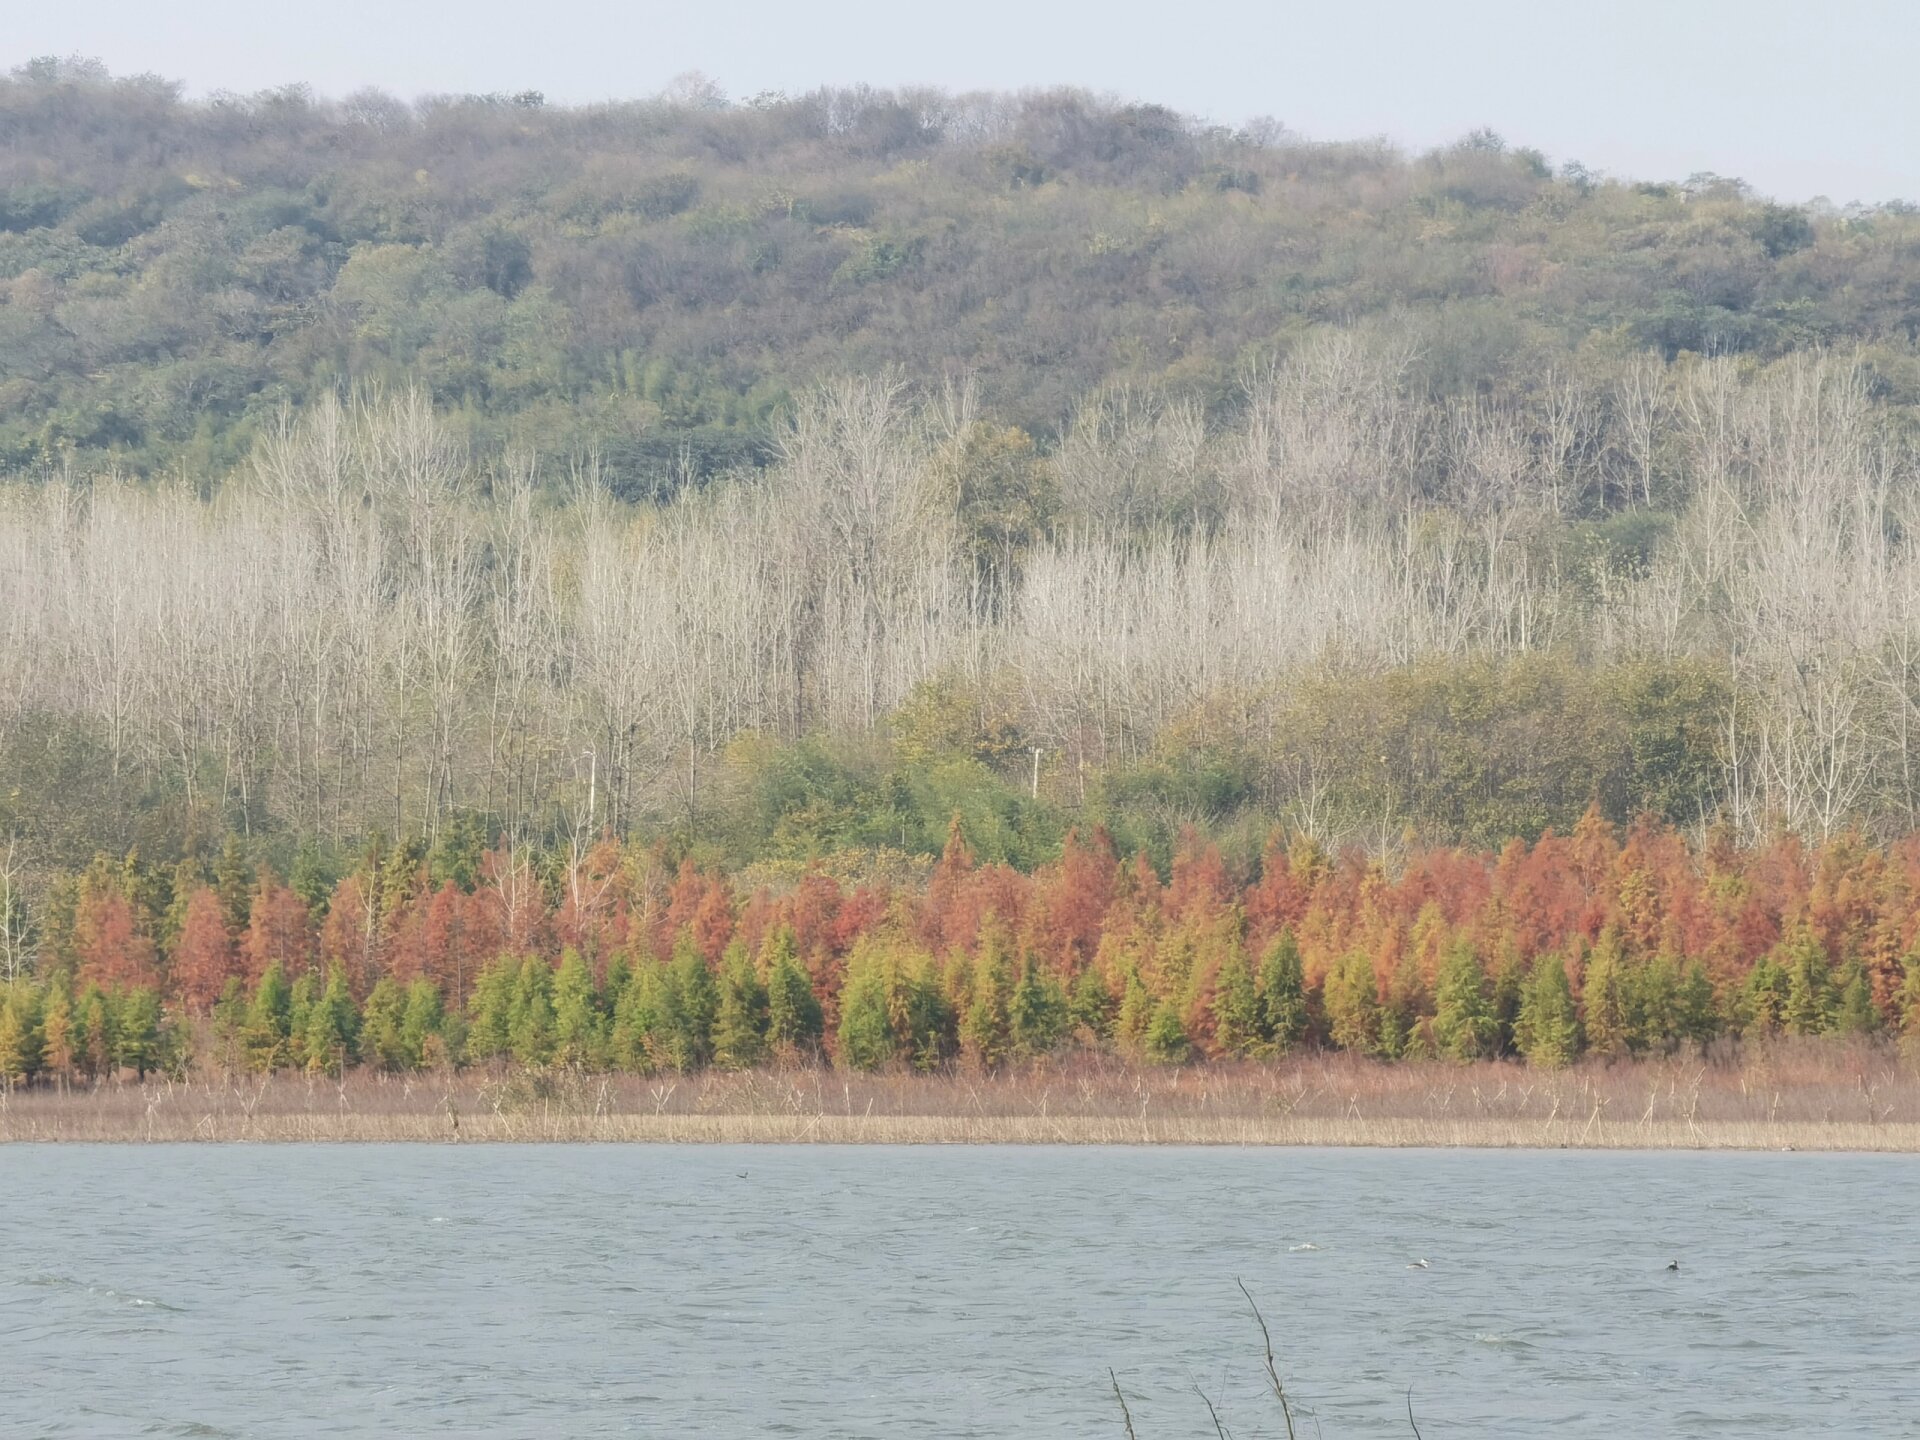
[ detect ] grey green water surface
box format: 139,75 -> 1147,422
2,1145 -> 1915,1437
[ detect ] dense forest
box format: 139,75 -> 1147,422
4,816 -> 1920,1087
9,60 -> 1920,1080
5,57 -> 1920,487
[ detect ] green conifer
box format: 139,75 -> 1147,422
507,956 -> 555,1067
115,988 -> 163,1079
1379,947 -> 1429,1059
836,962 -> 894,1071
1581,932 -> 1630,1059
712,943 -> 770,1070
765,944 -> 824,1054
464,957 -> 517,1064
403,980 -> 448,1067
960,935 -> 1012,1069
551,949 -> 603,1067
0,983 -> 44,1085
1067,965 -> 1115,1044
302,967 -> 359,1074
1675,960 -> 1719,1045
1432,937 -> 1496,1062
609,962 -> 663,1073
1835,961 -> 1880,1035
901,956 -> 954,1070
663,933 -> 717,1070
1143,998 -> 1190,1064
1115,967 -> 1156,1056
76,984 -> 116,1079
1323,950 -> 1381,1056
1782,929 -> 1836,1036
1741,954 -> 1790,1035
242,962 -> 293,1071
1211,943 -> 1262,1058
1258,931 -> 1309,1053
360,977 -> 410,1071
1517,954 -> 1579,1068
1008,954 -> 1067,1061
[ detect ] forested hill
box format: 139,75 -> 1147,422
4,56 -> 1920,489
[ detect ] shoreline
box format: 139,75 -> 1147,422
6,1051 -> 1920,1148
4,1112 -> 1916,1149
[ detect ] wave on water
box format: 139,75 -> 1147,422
1288,1243 -> 1321,1252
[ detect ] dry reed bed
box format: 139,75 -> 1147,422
7,1047 -> 1920,1148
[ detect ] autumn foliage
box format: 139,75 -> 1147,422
7,810 -> 1920,1085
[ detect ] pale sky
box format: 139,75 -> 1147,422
11,0 -> 1916,204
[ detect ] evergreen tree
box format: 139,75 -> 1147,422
402,980 -> 448,1068
1741,954 -> 1790,1035
1517,954 -> 1579,1068
609,962 -> 663,1073
712,943 -> 770,1070
1626,953 -> 1682,1054
507,955 -> 556,1068
76,983 -> 116,1080
1487,942 -> 1527,1056
1901,952 -> 1920,1057
836,963 -> 894,1071
40,979 -> 75,1084
900,955 -> 954,1070
1211,943 -> 1262,1058
214,834 -> 252,937
1007,954 -> 1068,1061
1379,947 -> 1429,1059
360,977 -> 411,1070
1258,931 -> 1309,1053
302,967 -> 359,1074
960,935 -> 1013,1069
662,933 -> 717,1070
464,957 -> 517,1064
0,983 -> 44,1085
1067,965 -> 1115,1044
1782,929 -> 1836,1036
1674,960 -> 1719,1045
1581,931 -> 1631,1059
209,976 -> 246,1071
765,944 -> 824,1055
1835,961 -> 1880,1035
1115,967 -> 1155,1056
1432,937 -> 1496,1062
242,962 -> 293,1071
1143,998 -> 1190,1064
1323,950 -> 1381,1056
287,972 -> 318,1061
114,988 -> 163,1079
551,949 -> 603,1067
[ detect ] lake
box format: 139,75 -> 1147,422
2,1145 -> 1916,1437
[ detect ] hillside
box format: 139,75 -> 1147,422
6,57 -> 1920,491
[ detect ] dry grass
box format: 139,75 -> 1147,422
5,1044 -> 1919,1147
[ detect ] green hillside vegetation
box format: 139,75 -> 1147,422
5,56 -> 1920,492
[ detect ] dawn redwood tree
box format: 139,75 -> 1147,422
171,886 -> 237,1013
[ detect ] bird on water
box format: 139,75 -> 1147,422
1666,1260 -> 1680,1272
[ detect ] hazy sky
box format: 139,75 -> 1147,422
12,0 -> 1915,203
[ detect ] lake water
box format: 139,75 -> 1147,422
2,1145 -> 1917,1438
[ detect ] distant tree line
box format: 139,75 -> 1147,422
3,814 -> 1918,1086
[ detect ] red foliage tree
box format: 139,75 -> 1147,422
172,886 -> 238,1011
